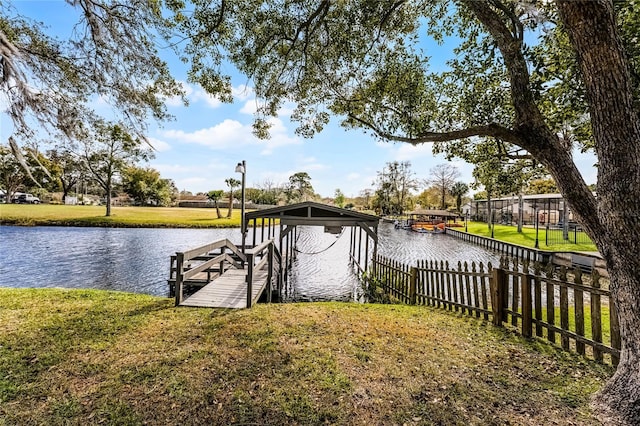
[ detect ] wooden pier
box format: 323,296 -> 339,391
169,239 -> 282,309
169,202 -> 380,309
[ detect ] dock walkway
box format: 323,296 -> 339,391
179,268 -> 269,308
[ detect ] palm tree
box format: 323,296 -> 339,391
450,181 -> 469,213
207,189 -> 224,218
225,178 -> 240,218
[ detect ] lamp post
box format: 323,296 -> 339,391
235,160 -> 246,253
490,209 -> 495,239
465,211 -> 469,233
534,207 -> 540,249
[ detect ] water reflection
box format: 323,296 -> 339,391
0,223 -> 500,301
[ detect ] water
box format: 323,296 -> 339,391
0,223 -> 500,301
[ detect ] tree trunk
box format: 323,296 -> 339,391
215,201 -> 221,219
60,179 -> 69,204
556,1 -> 640,424
517,194 -> 523,233
227,190 -> 233,218
105,182 -> 112,217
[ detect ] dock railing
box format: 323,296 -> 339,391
172,239 -> 246,306
245,238 -> 281,308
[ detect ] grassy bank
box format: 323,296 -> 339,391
464,221 -> 598,252
0,288 -> 613,425
0,204 -> 242,227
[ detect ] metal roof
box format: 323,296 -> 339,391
408,209 -> 460,217
245,201 -> 380,227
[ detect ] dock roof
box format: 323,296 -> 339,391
245,201 -> 380,227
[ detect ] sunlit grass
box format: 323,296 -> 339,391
0,204 -> 242,228
464,221 -> 598,252
0,288 -> 613,425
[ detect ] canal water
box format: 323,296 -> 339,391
0,223 -> 500,301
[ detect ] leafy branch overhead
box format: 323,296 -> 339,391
0,0 -> 186,141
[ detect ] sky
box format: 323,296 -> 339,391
1,1 -> 598,198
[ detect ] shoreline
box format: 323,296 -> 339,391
0,219 -> 239,229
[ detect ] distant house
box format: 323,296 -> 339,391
469,193 -> 590,226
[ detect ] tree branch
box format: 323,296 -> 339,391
462,0 -> 545,128
346,113 -> 521,145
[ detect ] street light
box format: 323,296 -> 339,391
534,207 -> 540,249
235,160 -> 246,253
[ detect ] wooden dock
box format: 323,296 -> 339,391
179,268 -> 269,308
170,238 -> 282,309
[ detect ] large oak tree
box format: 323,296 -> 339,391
171,0 -> 640,422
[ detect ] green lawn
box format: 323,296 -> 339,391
0,288 -> 613,425
0,204 -> 242,227
463,221 -> 598,252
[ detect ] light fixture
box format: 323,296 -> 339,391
236,160 -> 246,253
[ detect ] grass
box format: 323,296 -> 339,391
0,204 -> 242,228
0,288 -> 614,425
464,221 -> 598,252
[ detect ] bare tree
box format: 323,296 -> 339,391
427,164 -> 460,210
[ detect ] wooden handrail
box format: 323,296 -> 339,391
245,238 -> 273,256
181,239 -> 246,263
183,253 -> 239,280
174,239 -> 248,306
245,239 -> 278,308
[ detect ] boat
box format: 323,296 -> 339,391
411,222 -> 446,233
394,220 -> 412,230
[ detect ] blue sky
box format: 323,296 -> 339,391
2,1 -> 597,198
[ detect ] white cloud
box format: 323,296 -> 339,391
160,116 -> 301,155
167,82 -> 258,109
175,177 -> 209,193
240,99 -> 258,115
346,172 -> 361,180
259,170 -> 292,186
162,119 -> 250,148
153,163 -> 195,174
147,137 -> 171,152
277,101 -> 296,118
304,163 -> 329,171
392,143 -> 433,161
255,117 -> 302,155
190,88 -> 223,108
232,84 -> 254,101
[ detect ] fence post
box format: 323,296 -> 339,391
491,267 -> 507,326
246,252 -> 254,308
409,266 -> 417,305
219,246 -> 226,278
169,255 -> 176,298
521,273 -> 533,338
175,252 -> 185,306
267,243 -> 274,303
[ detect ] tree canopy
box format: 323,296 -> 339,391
169,1 -> 640,422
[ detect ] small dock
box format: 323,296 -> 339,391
169,239 -> 282,309
168,202 -> 380,309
